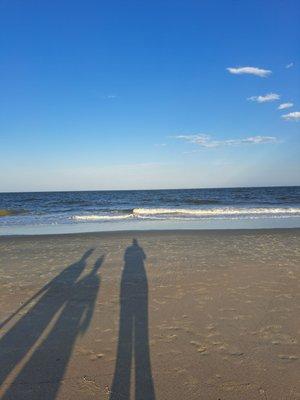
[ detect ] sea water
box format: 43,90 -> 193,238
0,187 -> 300,235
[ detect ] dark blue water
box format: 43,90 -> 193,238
1,187 -> 300,234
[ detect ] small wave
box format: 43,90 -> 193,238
132,207 -> 300,216
71,206 -> 300,222
118,209 -> 135,214
73,214 -> 132,221
0,209 -> 27,217
276,196 -> 300,202
184,199 -> 221,205
47,200 -> 93,206
22,197 -> 38,202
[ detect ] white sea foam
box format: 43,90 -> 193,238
132,207 -> 300,216
73,214 -> 132,221
72,206 -> 300,222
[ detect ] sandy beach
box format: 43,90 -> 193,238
0,229 -> 299,400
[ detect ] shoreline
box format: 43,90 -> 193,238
1,226 -> 300,240
1,213 -> 300,237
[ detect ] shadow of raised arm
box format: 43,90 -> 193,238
79,255 -> 105,335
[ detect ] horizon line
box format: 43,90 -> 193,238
0,184 -> 299,194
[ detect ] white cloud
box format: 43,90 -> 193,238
282,111 -> 300,121
227,66 -> 271,77
286,62 -> 294,69
175,134 -> 278,148
247,93 -> 280,103
102,94 -> 117,99
278,102 -> 293,110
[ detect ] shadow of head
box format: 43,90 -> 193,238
91,255 -> 105,274
124,238 -> 146,264
82,248 -> 95,261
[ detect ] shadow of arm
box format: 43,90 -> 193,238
0,283 -> 50,329
79,256 -> 104,335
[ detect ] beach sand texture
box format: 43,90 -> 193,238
0,230 -> 299,399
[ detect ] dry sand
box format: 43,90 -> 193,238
0,229 -> 299,399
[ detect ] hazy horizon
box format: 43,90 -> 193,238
1,184 -> 300,195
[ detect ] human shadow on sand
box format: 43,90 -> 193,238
110,239 -> 155,400
0,248 -> 103,400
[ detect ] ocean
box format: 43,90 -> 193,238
1,186 -> 300,235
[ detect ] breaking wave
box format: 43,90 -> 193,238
71,206 -> 300,221
73,214 -> 132,221
132,207 -> 300,216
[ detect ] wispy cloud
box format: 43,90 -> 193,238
282,111 -> 300,121
286,62 -> 294,69
247,93 -> 280,103
102,94 -> 118,99
278,102 -> 293,110
227,66 -> 271,77
175,134 -> 278,148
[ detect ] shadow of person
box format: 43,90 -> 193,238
0,249 -> 103,400
110,239 -> 155,400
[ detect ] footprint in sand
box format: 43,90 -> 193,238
89,353 -> 104,361
79,375 -> 100,394
190,341 -> 208,354
278,354 -> 298,361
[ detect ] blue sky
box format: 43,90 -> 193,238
1,0 -> 299,191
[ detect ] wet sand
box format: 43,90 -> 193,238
0,229 -> 299,399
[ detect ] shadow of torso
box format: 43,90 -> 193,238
110,241 -> 155,400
